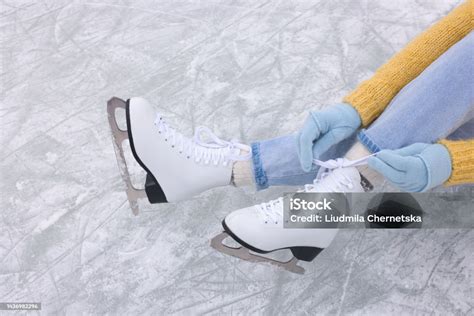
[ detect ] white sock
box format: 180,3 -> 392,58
344,141 -> 380,186
345,141 -> 371,160
232,160 -> 255,187
232,150 -> 255,187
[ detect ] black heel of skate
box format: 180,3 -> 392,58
145,173 -> 168,203
290,247 -> 323,262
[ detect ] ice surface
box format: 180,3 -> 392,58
1,0 -> 472,314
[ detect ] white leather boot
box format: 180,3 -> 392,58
211,158 -> 367,274
107,97 -> 251,214
128,97 -> 251,202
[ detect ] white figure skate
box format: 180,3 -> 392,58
211,157 -> 370,274
107,97 -> 251,215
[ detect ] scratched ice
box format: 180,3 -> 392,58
1,0 -> 472,314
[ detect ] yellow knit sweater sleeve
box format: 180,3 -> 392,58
438,139 -> 474,186
343,0 -> 473,126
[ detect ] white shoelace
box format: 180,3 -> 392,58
154,115 -> 251,166
258,154 -> 376,223
304,154 -> 376,192
258,197 -> 284,224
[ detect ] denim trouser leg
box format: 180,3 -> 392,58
359,31 -> 473,152
251,134 -> 357,190
252,31 -> 473,190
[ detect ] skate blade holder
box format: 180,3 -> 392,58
107,97 -> 148,215
211,232 -> 306,274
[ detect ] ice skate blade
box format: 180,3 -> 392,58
211,232 -> 305,274
107,97 -> 146,215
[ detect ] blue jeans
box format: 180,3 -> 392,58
252,31 -> 474,190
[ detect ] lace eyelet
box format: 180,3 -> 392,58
171,145 -> 175,148
187,156 -> 190,159
264,221 -> 268,224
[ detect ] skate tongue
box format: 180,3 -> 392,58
333,167 -> 361,184
236,147 -> 251,160
303,167 -> 360,192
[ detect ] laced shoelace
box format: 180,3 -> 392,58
304,154 -> 376,192
154,115 -> 251,166
258,154 -> 376,223
258,197 -> 284,224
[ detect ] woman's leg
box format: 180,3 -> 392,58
247,133 -> 356,190
358,31 -> 473,152
244,31 -> 473,190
